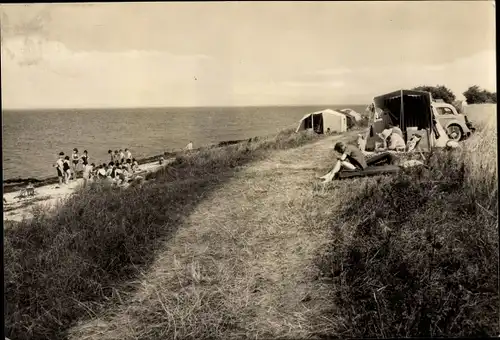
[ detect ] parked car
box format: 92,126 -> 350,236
432,102 -> 475,141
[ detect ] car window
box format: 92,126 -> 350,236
435,107 -> 445,115
436,107 -> 454,115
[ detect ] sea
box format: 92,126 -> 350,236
2,105 -> 367,181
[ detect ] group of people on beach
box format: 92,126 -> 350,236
53,147 -> 141,188
53,148 -> 89,186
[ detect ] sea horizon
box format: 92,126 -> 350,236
2,103 -> 369,113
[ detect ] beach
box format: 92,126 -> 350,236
3,159 -> 173,223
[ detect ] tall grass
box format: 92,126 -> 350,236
314,117 -> 498,337
4,128 -> 322,340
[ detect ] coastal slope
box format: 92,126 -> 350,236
67,131 -> 360,339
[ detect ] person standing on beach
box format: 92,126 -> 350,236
81,150 -> 89,167
82,162 -> 94,188
125,148 -> 132,162
53,152 -> 65,187
71,148 -> 80,179
119,149 -> 125,163
108,150 -> 114,163
113,150 -> 120,163
185,141 -> 193,150
63,156 -> 72,184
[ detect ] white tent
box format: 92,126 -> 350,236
339,108 -> 362,122
296,109 -> 347,134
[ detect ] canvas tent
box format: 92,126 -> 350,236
296,109 -> 347,134
339,108 -> 362,122
364,89 -> 450,151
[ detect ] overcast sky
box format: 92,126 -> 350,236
1,2 -> 496,109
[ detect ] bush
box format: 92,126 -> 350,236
412,85 -> 456,104
463,86 -> 497,104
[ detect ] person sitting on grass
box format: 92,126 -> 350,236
376,125 -> 406,152
320,141 -> 399,183
125,158 -> 133,172
319,142 -> 367,183
98,164 -> 107,178
132,158 -> 139,172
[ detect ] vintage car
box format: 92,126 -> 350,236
432,102 -> 475,141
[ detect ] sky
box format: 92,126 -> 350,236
0,2 -> 496,109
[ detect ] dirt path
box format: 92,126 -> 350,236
69,131 -> 360,340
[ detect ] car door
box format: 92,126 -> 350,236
435,106 -> 457,129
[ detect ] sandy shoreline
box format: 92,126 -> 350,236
3,159 -> 173,223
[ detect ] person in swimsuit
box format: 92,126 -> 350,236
54,152 -> 65,187
71,148 -> 80,179
63,156 -> 71,184
119,149 -> 125,163
81,150 -> 89,167
114,150 -> 120,163
108,150 -> 114,163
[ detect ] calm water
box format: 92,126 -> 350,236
2,105 -> 366,180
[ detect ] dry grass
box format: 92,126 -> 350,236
313,105 -> 498,337
66,130 -> 361,340
4,127 -> 327,340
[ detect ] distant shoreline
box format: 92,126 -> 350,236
3,139 -> 248,192
2,104 -> 368,113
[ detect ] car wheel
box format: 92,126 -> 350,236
446,124 -> 463,141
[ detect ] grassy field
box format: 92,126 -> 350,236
4,126 -> 325,340
4,105 -> 497,340
312,105 -> 498,337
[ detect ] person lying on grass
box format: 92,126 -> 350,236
319,141 -> 399,183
